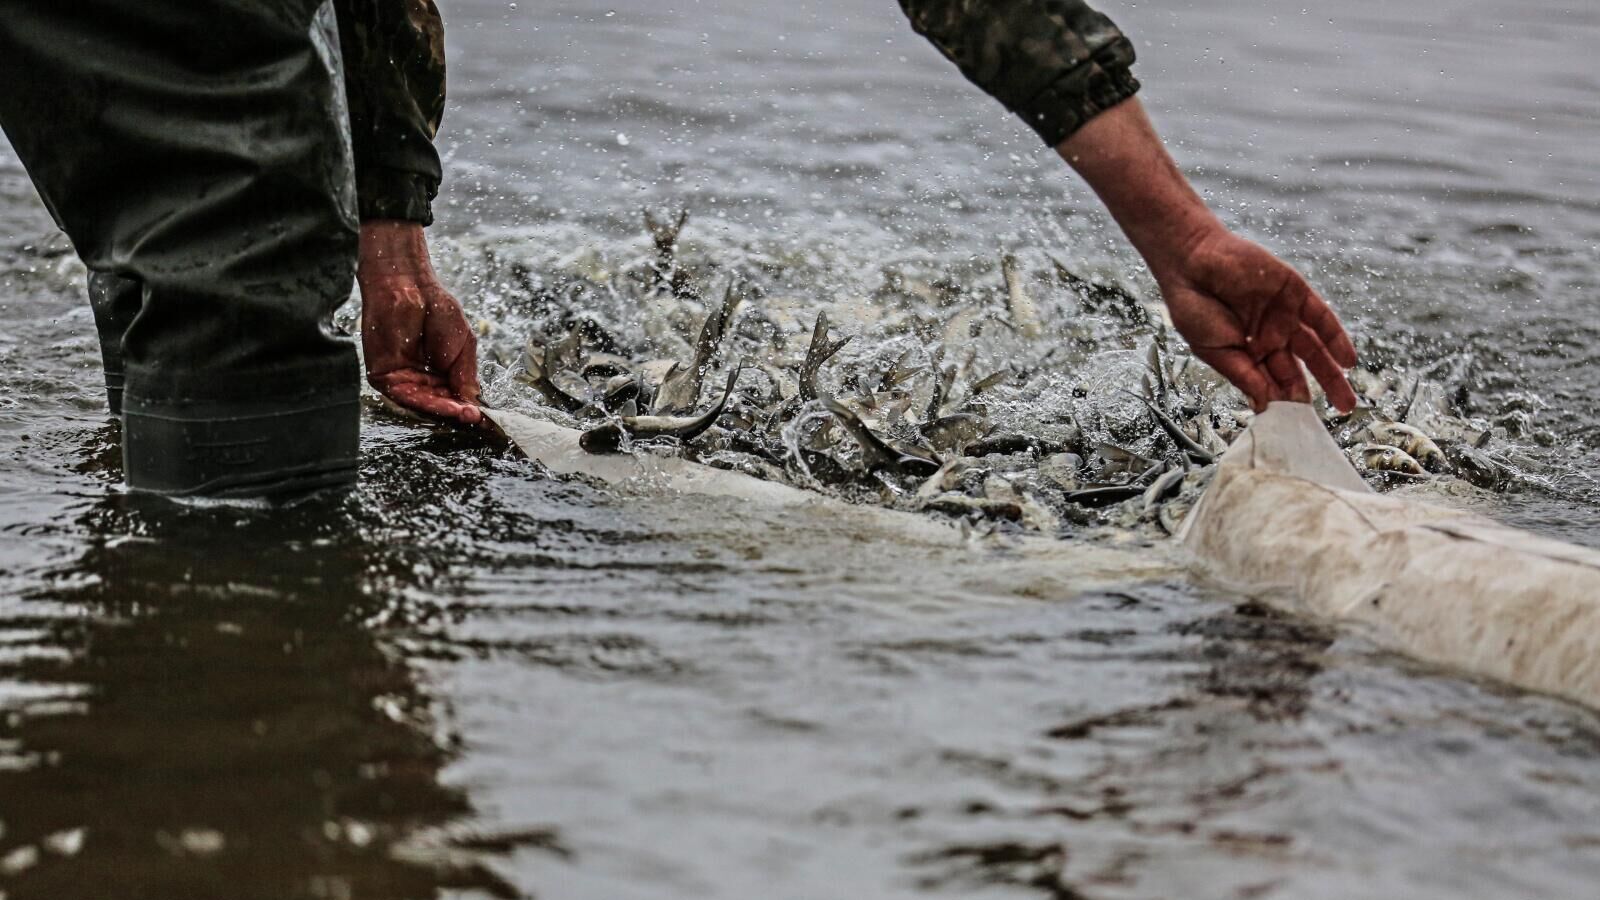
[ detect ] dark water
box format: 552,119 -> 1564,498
4,1 -> 1600,897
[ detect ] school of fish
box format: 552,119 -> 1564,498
471,210 -> 1534,537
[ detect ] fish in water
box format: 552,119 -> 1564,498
1444,442 -> 1505,490
920,413 -> 986,452
1064,483 -> 1148,508
1359,444 -> 1428,477
1000,254 -> 1044,339
601,374 -> 642,412
799,311 -> 851,403
1048,254 -> 1149,325
643,207 -> 689,260
581,368 -> 742,454
968,368 -> 1013,397
1127,390 -> 1214,465
821,396 -> 942,478
501,205 -> 1530,536
519,338 -> 593,417
1141,465 -> 1186,514
581,353 -> 635,380
876,346 -> 920,392
1367,421 -> 1447,472
655,280 -> 743,414
965,433 -> 1071,459
921,491 -> 1023,522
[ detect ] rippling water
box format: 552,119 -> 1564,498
3,1 -> 1600,897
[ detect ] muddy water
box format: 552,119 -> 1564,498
4,0 -> 1600,898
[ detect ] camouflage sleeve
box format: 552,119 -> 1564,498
334,0 -> 446,225
896,0 -> 1141,146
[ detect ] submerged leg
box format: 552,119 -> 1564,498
0,0 -> 362,496
86,270 -> 141,417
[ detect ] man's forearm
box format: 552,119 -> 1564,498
1053,96 -> 1359,411
358,219 -> 435,278
1055,98 -> 1221,281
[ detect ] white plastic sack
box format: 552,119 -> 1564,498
1183,402 -> 1600,707
481,406 -> 1176,589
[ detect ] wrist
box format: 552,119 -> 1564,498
1134,210 -> 1226,288
358,220 -> 434,280
1055,97 -> 1223,283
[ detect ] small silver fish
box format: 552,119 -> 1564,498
822,396 -> 941,477
1359,444 -> 1427,477
1049,255 -> 1149,325
877,346 -> 920,392
520,339 -> 591,416
655,280 -> 742,414
601,374 -> 642,412
968,368 -> 1012,397
1000,254 -> 1044,339
965,434 -> 1070,458
799,311 -> 851,403
581,368 -> 741,454
920,413 -> 986,452
1367,422 -> 1446,472
1141,466 -> 1186,514
916,458 -> 976,500
921,492 -> 1023,522
643,207 -> 689,260
1444,443 -> 1504,490
581,353 -> 635,381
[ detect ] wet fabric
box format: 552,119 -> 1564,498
897,0 -> 1141,145
336,0 -> 447,224
1185,403 -> 1600,711
0,0 -> 362,494
86,270 -> 141,417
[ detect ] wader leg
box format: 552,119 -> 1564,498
0,0 -> 362,496
86,271 -> 141,417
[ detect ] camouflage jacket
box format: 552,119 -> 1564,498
334,0 -> 447,225
336,0 -> 1138,226
898,0 -> 1140,146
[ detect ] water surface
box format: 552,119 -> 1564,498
3,1 -> 1600,897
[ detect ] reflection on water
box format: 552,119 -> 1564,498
0,465 -> 533,900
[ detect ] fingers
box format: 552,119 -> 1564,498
1264,348 -> 1311,404
1291,325 -> 1359,413
1297,283 -> 1358,368
372,372 -> 482,427
1200,347 -> 1277,413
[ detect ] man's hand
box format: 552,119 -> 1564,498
1058,98 -> 1358,413
1155,228 -> 1358,412
357,220 -> 482,426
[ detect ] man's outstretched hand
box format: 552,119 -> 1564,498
358,220 -> 482,426
1156,228 -> 1358,412
1058,97 -> 1359,413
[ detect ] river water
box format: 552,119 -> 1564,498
3,1 -> 1600,898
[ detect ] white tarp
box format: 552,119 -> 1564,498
1183,402 -> 1600,708
480,407 -> 1176,588
486,403 -> 1600,707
